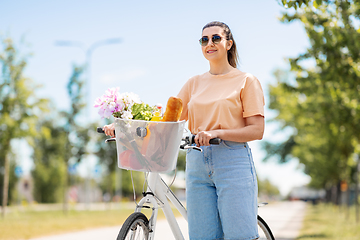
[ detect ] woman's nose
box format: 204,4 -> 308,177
207,39 -> 215,46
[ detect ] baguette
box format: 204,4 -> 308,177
162,96 -> 183,122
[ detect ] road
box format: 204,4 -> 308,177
29,201 -> 306,240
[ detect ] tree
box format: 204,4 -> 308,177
31,118 -> 67,203
279,0 -> 325,9
30,65 -> 90,206
176,150 -> 186,172
95,120 -> 146,200
0,37 -> 48,217
61,64 -> 91,211
94,119 -> 118,199
266,0 -> 360,205
258,178 -> 280,197
0,151 -> 19,205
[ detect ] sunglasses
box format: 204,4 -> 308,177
199,35 -> 222,46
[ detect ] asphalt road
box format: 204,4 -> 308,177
30,201 -> 307,240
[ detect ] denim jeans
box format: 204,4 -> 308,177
186,141 -> 259,240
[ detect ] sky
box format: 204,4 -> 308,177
1,0 -> 311,196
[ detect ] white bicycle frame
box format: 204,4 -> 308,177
134,172 -> 187,240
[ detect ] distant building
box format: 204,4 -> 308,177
16,175 -> 34,203
15,175 -> 102,204
289,186 -> 325,203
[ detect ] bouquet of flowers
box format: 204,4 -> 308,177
93,87 -> 158,121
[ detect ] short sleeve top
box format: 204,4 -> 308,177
177,68 -> 265,134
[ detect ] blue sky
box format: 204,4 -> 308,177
2,0 -> 311,195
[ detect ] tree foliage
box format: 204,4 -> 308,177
31,119 -> 67,203
61,65 -> 91,209
279,0 -> 326,9
30,65 -> 90,205
258,178 -> 280,197
176,150 -> 186,172
0,37 -> 48,212
94,119 -> 118,197
63,65 -> 90,164
94,119 -> 146,199
266,0 -> 360,190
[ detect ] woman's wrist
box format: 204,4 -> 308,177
209,129 -> 222,140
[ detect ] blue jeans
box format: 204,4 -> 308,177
186,141 -> 259,240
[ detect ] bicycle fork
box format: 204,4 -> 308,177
135,173 -> 186,240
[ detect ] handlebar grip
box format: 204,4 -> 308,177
97,127 -> 105,134
191,135 -> 221,145
209,138 -> 221,145
97,127 -> 116,137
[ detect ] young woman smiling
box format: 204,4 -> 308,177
177,21 -> 265,240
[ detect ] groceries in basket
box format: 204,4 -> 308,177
94,88 -> 185,172
162,96 -> 183,122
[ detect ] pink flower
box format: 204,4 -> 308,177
94,88 -> 143,119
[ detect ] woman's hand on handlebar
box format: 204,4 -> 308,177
103,123 -> 115,138
195,131 -> 218,147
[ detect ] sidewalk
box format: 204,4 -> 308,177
29,201 -> 306,240
29,218 -> 188,240
258,201 -> 307,240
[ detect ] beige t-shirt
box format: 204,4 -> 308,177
177,68 -> 265,134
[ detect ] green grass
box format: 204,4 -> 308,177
0,202 -> 180,240
297,203 -> 360,240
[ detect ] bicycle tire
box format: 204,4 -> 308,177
257,215 -> 275,240
117,212 -> 150,240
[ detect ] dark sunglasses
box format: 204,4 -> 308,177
199,35 -> 222,46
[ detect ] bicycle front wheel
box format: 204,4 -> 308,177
257,215 -> 275,240
117,212 -> 150,240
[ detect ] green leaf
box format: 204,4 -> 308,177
131,103 -> 156,121
315,0 -> 322,7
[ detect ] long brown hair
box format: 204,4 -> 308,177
202,21 -> 239,68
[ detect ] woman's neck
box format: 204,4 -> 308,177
209,61 -> 234,75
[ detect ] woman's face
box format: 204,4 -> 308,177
201,26 -> 233,63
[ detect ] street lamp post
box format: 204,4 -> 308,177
56,38 -> 122,117
56,38 -> 121,209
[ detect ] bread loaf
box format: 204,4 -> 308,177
162,96 -> 183,122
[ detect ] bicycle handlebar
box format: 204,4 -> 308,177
97,127 -> 222,148
96,127 -> 105,134
180,135 -> 221,151
97,127 -> 116,143
190,135 -> 221,145
97,127 -> 116,136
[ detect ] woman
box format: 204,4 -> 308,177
177,21 -> 264,240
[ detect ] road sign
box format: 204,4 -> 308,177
15,166 -> 23,177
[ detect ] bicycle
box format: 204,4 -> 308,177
97,118 -> 275,240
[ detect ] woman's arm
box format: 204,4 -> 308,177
195,115 -> 264,146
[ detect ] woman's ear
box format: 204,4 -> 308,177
227,40 -> 233,50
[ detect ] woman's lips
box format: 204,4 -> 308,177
207,50 -> 217,54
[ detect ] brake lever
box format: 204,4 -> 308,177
184,145 -> 202,152
105,138 -> 116,143
180,135 -> 203,152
